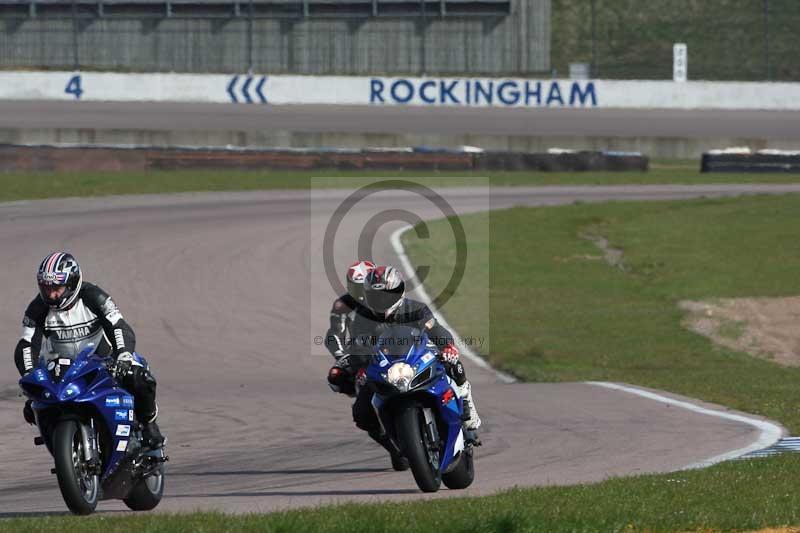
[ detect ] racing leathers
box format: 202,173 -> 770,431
324,293 -> 366,396
14,283 -> 161,442
348,297 -> 481,447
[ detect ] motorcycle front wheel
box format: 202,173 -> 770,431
395,405 -> 441,493
53,420 -> 99,515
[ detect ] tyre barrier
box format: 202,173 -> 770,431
0,144 -> 649,173
701,151 -> 800,173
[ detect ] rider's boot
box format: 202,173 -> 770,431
140,407 -> 165,449
455,380 -> 482,431
22,399 -> 35,425
369,430 -> 409,471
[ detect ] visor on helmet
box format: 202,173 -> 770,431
37,252 -> 82,310
347,280 -> 366,302
365,285 -> 404,313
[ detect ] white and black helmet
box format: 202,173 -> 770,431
363,265 -> 405,315
37,251 -> 83,310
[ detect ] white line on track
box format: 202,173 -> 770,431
390,224 -> 517,384
588,381 -> 785,468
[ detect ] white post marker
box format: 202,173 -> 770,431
673,43 -> 688,82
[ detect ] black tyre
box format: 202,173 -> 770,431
124,469 -> 165,511
53,420 -> 99,515
395,405 -> 441,493
442,447 -> 475,489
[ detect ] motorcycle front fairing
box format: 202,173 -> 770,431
367,333 -> 466,472
19,345 -> 137,482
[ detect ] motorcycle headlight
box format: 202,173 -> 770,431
386,363 -> 415,392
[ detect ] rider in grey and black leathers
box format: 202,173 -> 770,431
14,251 -> 164,448
324,260 -> 376,396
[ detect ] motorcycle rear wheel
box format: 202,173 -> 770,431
124,469 -> 165,511
395,405 -> 441,493
53,420 -> 99,515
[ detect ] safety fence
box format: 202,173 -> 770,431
551,0 -> 800,81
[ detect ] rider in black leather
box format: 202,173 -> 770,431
14,252 -> 164,449
325,260 -> 376,396
348,265 -> 481,468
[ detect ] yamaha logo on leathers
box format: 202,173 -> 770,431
54,326 -> 92,340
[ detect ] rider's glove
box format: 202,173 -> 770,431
355,368 -> 367,388
335,354 -> 352,370
441,344 -> 460,365
113,352 -> 135,381
333,349 -> 347,361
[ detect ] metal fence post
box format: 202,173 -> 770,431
71,0 -> 79,70
590,0 -> 597,78
763,0 -> 770,80
247,0 -> 254,73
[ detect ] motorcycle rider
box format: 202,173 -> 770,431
13,252 -> 165,449
324,260 -> 376,396
349,265 -> 481,465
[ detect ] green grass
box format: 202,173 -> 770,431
5,454 -> 800,531
404,194 -> 800,432
1,166 -> 800,202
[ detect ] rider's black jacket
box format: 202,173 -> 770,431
13,283 -> 136,376
324,293 -> 365,357
348,298 -> 456,357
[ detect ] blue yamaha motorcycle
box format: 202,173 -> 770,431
18,344 -> 167,515
366,325 -> 476,492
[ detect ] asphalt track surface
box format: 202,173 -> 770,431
1,184 -> 798,516
2,101 -> 800,139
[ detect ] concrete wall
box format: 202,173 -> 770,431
3,71 -> 800,110
0,1 -> 550,75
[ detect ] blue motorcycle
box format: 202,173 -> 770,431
366,325 -> 476,492
18,344 -> 167,515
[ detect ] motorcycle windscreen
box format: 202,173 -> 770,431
376,325 -> 426,359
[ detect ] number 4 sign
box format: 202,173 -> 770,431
65,75 -> 83,100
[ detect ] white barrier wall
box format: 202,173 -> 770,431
3,71 -> 800,110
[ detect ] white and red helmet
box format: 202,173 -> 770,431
364,265 -> 405,316
346,260 -> 376,301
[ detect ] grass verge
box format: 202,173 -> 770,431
4,454 -> 800,532
404,193 -> 800,432
1,166 -> 800,202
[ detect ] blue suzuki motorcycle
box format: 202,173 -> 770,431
18,344 -> 167,515
366,325 -> 476,492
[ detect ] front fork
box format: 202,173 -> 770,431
422,407 -> 440,453
79,419 -> 102,475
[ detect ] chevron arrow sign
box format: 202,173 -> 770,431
227,75 -> 268,104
